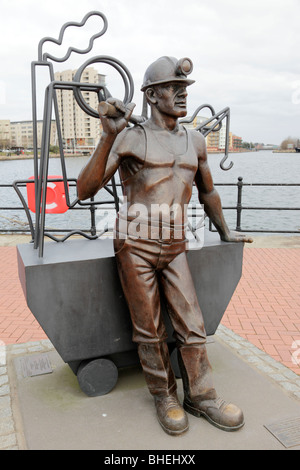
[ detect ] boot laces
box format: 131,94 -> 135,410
215,397 -> 227,409
165,395 -> 180,410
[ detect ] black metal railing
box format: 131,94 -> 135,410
208,177 -> 300,234
0,179 -> 119,239
0,177 -> 299,236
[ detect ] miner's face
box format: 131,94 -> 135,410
149,82 -> 188,118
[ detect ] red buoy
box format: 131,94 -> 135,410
27,176 -> 69,214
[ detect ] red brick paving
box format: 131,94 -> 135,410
0,245 -> 299,375
222,247 -> 300,375
0,246 -> 48,345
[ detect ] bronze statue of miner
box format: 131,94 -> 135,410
77,56 -> 253,436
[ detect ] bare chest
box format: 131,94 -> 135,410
120,127 -> 198,181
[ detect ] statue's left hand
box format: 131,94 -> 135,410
221,231 -> 253,243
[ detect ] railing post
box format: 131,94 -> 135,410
236,176 -> 243,231
90,196 -> 96,236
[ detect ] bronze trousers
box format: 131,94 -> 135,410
114,235 -> 216,399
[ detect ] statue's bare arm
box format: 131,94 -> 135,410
77,99 -> 136,201
192,131 -> 252,243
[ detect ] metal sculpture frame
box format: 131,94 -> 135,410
27,10 -> 233,258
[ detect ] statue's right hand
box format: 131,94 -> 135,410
98,98 -> 136,136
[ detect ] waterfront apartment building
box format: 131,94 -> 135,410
1,67 -> 105,152
0,120 -> 11,149
0,119 -> 56,149
11,120 -> 57,149
231,134 -> 242,150
54,67 -> 105,150
183,115 -> 242,152
206,130 -> 242,152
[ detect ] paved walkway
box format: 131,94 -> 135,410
2,332 -> 300,450
223,241 -> 300,375
0,234 -> 299,376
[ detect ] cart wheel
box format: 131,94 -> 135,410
77,358 -> 118,397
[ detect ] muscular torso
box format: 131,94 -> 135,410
117,122 -> 199,226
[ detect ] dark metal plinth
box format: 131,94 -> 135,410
17,231 -> 244,396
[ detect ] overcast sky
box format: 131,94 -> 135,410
1,0 -> 299,144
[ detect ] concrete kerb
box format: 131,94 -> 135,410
0,339 -> 54,450
0,339 -> 18,450
216,325 -> 300,400
0,233 -> 300,248
1,330 -> 300,450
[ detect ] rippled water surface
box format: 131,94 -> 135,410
0,150 -> 299,233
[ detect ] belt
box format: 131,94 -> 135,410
115,217 -> 187,243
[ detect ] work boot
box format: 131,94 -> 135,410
178,344 -> 244,431
155,393 -> 189,436
137,342 -> 189,435
183,396 -> 244,432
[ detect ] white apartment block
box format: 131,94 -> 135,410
54,67 -> 105,149
218,122 -> 227,150
183,115 -> 229,150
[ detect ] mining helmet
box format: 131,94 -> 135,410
141,56 -> 195,92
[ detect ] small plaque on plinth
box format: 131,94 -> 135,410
264,416 -> 300,448
18,353 -> 53,378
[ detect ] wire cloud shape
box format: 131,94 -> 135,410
38,11 -> 108,63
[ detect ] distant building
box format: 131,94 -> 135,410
182,115 -> 229,151
206,130 -> 220,151
1,66 -> 105,151
0,120 -> 11,149
0,119 -> 56,149
261,144 -> 279,150
181,115 -> 207,130
10,120 -> 57,149
54,67 -> 105,150
231,134 -> 242,151
183,116 -> 242,152
218,124 -> 227,150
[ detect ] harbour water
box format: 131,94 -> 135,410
0,150 -> 299,234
